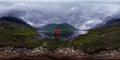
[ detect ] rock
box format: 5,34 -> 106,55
0,46 -> 88,58
54,48 -> 88,56
94,48 -> 120,57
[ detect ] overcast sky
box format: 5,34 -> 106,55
0,0 -> 120,2
0,0 -> 120,30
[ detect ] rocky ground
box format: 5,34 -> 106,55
94,48 -> 120,57
0,46 -> 120,60
0,46 -> 87,59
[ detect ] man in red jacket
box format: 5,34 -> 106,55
55,28 -> 60,40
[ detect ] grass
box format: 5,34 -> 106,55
40,26 -> 120,54
0,19 -> 120,54
0,21 -> 42,48
70,26 -> 120,54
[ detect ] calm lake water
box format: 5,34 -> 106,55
38,30 -> 88,40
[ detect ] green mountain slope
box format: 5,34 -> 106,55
41,23 -> 76,36
0,17 -> 42,48
71,19 -> 120,54
0,16 -> 120,55
36,19 -> 120,54
41,23 -> 76,32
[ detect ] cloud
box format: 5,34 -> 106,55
0,0 -> 119,2
0,1 -> 120,30
79,19 -> 102,30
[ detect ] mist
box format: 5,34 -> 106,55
0,1 -> 120,30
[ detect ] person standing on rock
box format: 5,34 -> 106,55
55,28 -> 60,40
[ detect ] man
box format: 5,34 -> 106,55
55,28 -> 60,40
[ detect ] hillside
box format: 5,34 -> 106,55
0,17 -> 42,48
34,19 -> 120,54
70,19 -> 120,54
0,16 -> 120,55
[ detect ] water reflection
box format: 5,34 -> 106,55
38,30 -> 88,39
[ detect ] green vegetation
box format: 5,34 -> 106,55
0,17 -> 120,54
0,21 -> 42,48
40,23 -> 77,37
0,19 -> 70,48
41,23 -> 76,36
40,25 -> 120,54
41,38 -> 69,48
41,23 -> 76,32
71,26 -> 120,54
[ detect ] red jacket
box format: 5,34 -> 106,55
55,28 -> 60,35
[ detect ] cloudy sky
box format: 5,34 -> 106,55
0,0 -> 120,2
0,0 -> 120,30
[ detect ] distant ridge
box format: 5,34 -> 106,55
93,18 -> 120,29
0,16 -> 34,29
105,18 -> 120,27
40,23 -> 77,37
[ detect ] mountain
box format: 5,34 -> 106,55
105,18 -> 120,27
0,17 -> 42,48
40,23 -> 77,37
0,16 -> 35,29
94,18 -> 120,28
69,19 -> 120,54
41,23 -> 76,31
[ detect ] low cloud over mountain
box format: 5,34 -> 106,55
0,1 -> 120,30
